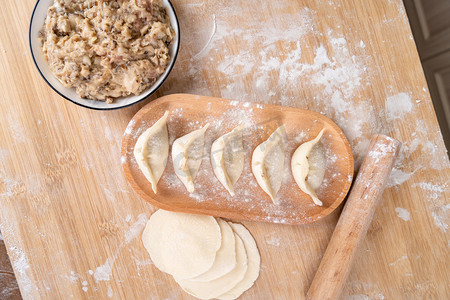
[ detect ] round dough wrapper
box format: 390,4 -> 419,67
192,218 -> 237,281
175,233 -> 248,299
142,210 -> 221,279
218,223 -> 261,300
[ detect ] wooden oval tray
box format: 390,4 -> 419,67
121,94 -> 354,224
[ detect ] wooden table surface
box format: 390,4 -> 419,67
1,0 -> 449,299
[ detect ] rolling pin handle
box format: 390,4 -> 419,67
306,134 -> 401,300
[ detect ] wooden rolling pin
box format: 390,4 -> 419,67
306,134 -> 401,300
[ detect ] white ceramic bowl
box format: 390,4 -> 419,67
29,0 -> 180,110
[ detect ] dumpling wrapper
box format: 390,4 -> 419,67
291,128 -> 326,206
211,125 -> 245,196
307,139 -> 326,190
175,232 -> 248,299
251,125 -> 286,204
217,222 -> 261,300
191,218 -> 237,282
172,124 -> 209,193
142,210 -> 221,279
133,111 -> 169,193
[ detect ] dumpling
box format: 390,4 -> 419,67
291,128 -> 326,206
251,125 -> 286,204
211,125 -> 244,196
306,135 -> 326,191
133,111 -> 169,194
172,124 -> 209,193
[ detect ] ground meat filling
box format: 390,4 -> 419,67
40,0 -> 175,103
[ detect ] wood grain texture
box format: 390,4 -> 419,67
307,135 -> 401,300
122,94 -> 353,224
0,0 -> 449,299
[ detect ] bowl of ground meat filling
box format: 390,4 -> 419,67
29,0 -> 179,110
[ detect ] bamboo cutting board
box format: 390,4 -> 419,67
0,0 -> 449,299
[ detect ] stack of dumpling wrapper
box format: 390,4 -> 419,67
142,210 -> 261,300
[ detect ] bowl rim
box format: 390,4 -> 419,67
28,0 -> 180,111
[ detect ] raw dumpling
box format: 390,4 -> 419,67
133,111 -> 169,194
172,124 -> 209,193
251,125 -> 286,204
211,126 -> 244,196
307,137 -> 326,190
291,128 -> 326,206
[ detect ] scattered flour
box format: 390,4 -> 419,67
0,172 -> 25,199
414,182 -> 447,201
367,142 -> 397,164
389,255 -> 408,266
7,117 -> 26,143
94,258 -> 114,282
345,280 -> 386,300
159,2 -> 427,172
387,168 -> 413,187
124,214 -> 148,244
395,208 -> 410,221
101,115 -> 114,142
123,119 -> 135,136
104,126 -> 113,142
413,182 -> 449,232
431,207 -> 449,233
162,5 -> 318,101
101,185 -> 115,202
134,257 -> 154,276
68,271 -> 80,283
10,250 -> 36,297
125,214 -> 132,222
107,285 -> 113,298
264,234 -> 281,247
385,93 -> 413,121
0,148 -> 10,161
294,132 -> 308,143
345,295 -> 371,300
94,214 -> 149,282
99,181 -> 130,203
134,258 -> 153,268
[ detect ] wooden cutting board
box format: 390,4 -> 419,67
0,0 -> 449,299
